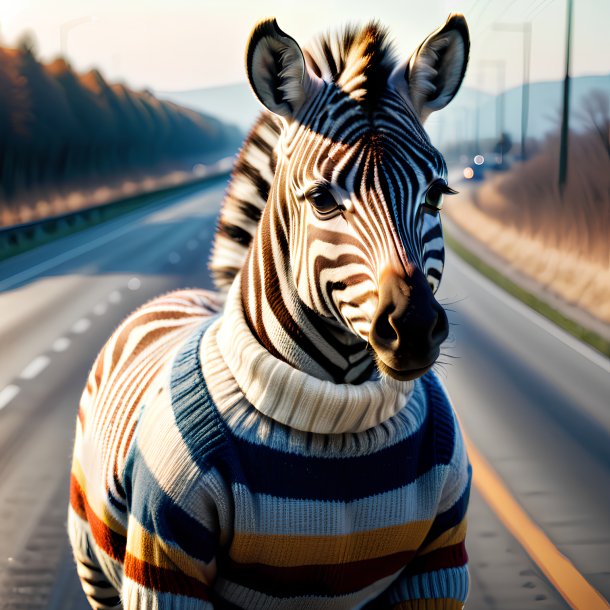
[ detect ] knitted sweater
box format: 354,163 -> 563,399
69,283 -> 471,609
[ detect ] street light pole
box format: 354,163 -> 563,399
60,16 -> 95,58
480,60 -> 506,144
492,22 -> 532,160
558,0 -> 574,193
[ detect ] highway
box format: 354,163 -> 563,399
0,177 -> 608,610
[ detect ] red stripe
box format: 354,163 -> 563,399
225,549 -> 417,597
125,552 -> 209,600
409,542 -> 468,574
69,473 -> 87,521
69,473 -> 127,561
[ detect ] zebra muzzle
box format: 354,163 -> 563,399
369,267 -> 448,380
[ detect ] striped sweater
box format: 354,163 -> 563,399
69,281 -> 471,609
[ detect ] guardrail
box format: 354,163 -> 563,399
0,157 -> 234,262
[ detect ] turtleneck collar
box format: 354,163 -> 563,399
201,277 -> 415,435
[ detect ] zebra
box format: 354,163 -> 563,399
69,14 -> 471,610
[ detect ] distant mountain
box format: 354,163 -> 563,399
158,73 -> 610,147
424,73 -> 610,150
157,82 -> 261,132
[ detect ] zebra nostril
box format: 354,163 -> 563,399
374,314 -> 397,343
430,307 -> 449,345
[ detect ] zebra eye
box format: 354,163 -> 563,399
423,179 -> 456,215
306,185 -> 342,219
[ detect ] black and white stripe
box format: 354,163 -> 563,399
210,16 -> 469,382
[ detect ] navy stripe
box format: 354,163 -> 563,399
125,445 -> 218,564
169,323 -> 457,503
422,466 -> 472,546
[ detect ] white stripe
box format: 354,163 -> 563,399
0,385 -> 20,410
20,355 -> 50,380
72,318 -> 91,334
93,303 -> 107,316
52,337 -> 71,352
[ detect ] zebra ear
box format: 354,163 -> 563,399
246,18 -> 320,119
392,14 -> 470,122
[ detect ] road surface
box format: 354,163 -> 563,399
0,178 -> 608,609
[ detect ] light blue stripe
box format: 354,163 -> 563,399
387,566 -> 470,603
232,463 -> 455,535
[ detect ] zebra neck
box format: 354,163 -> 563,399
240,218 -> 374,384
212,278 -> 415,434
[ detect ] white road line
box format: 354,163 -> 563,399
127,277 -> 141,291
169,252 -> 181,264
72,318 -> 91,334
449,251 -> 610,374
0,385 -> 20,411
93,303 -> 107,316
52,337 -> 71,352
20,355 -> 51,380
108,291 -> 122,304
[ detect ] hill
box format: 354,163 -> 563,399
158,74 -> 610,147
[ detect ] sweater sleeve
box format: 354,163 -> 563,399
120,446 -> 222,609
119,359 -> 229,609
379,413 -> 472,610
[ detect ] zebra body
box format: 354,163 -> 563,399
69,15 -> 472,610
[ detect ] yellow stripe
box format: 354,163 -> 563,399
418,518 -> 467,555
126,517 -> 215,584
71,458 -> 126,535
465,432 -> 610,610
230,519 -> 433,566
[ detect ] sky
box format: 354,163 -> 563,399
1,0 -> 609,95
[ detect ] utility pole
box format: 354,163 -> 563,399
492,22 -> 532,160
480,60 -> 507,161
558,0 -> 573,193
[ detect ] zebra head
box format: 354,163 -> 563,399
245,16 -> 469,381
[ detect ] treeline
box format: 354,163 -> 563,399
0,38 -> 241,220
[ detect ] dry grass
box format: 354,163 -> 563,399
0,164 -> 201,227
447,128 -> 610,324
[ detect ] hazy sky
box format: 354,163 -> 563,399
2,0 -> 609,94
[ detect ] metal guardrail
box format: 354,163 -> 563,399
0,157 -> 234,261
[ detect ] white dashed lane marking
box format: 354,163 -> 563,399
19,356 -> 51,380
72,318 -> 91,334
127,277 -> 141,291
52,337 -> 71,352
93,303 -> 107,316
0,385 -> 20,411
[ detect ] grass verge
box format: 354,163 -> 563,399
444,232 -> 610,359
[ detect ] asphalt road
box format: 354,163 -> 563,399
0,178 -> 608,610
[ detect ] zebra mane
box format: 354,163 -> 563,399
208,22 -> 398,292
305,21 -> 397,110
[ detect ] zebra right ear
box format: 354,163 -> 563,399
246,19 -> 321,119
391,14 -> 470,122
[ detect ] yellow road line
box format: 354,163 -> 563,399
464,433 -> 610,610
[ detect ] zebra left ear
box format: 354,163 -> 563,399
246,18 -> 321,119
392,14 -> 470,122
